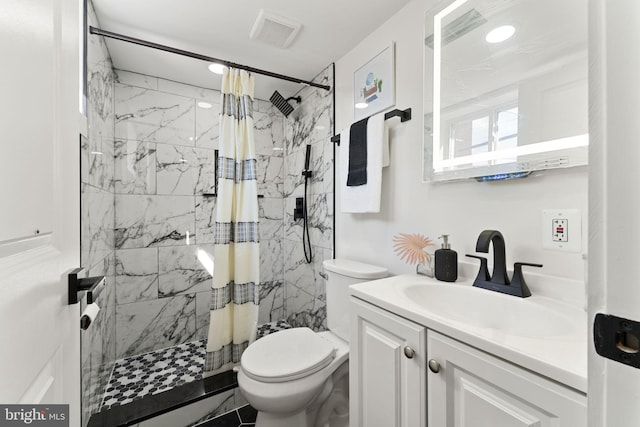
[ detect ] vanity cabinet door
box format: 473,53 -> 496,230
427,331 -> 587,427
350,297 -> 426,427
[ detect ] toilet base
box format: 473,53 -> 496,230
255,409 -> 307,427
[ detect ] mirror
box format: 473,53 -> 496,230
423,0 -> 588,182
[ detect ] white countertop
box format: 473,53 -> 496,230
349,274 -> 588,393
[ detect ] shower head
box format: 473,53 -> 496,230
270,90 -> 301,117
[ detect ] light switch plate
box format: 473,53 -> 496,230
542,209 -> 581,252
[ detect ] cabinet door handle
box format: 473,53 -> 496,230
404,346 -> 416,359
428,359 -> 441,373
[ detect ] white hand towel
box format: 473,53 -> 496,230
340,112 -> 389,213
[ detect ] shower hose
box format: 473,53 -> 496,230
303,173 -> 313,263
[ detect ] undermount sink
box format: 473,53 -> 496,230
396,282 -> 583,339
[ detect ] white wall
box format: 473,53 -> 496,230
334,0 -> 588,281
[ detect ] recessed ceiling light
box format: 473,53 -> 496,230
355,102 -> 368,109
208,63 -> 227,74
197,101 -> 213,109
485,25 -> 515,44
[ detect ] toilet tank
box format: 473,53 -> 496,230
322,259 -> 388,342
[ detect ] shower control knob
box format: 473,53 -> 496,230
428,359 -> 441,373
404,346 -> 415,359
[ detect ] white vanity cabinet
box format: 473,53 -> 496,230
350,297 -> 426,427
427,331 -> 587,426
351,295 -> 587,427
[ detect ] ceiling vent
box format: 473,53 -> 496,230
250,9 -> 302,49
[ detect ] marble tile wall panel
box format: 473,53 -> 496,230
256,154 -> 284,198
258,281 -> 285,325
115,84 -> 195,146
258,198 -> 284,284
91,255 -> 117,365
114,139 -> 156,195
284,140 -> 327,198
86,9 -> 115,193
307,193 -> 333,250
283,241 -> 330,301
254,98 -> 272,114
259,239 -> 283,285
195,196 -> 216,244
195,291 -> 211,341
85,39 -> 115,193
195,102 -> 220,150
81,183 -> 115,272
157,79 -> 219,102
115,294 -> 196,359
156,144 -> 215,195
158,245 -> 213,297
284,69 -> 333,153
87,257 -> 117,386
114,195 -> 195,249
258,198 -> 284,241
280,64 -> 334,332
115,71 -> 159,91
81,251 -> 116,425
81,5 -> 116,425
115,248 -> 159,305
284,282 -> 327,332
255,110 -> 284,155
84,136 -> 115,192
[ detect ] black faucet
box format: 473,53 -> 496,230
466,230 -> 542,298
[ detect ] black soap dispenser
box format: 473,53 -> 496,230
435,234 -> 458,282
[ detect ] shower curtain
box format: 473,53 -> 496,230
204,68 -> 260,377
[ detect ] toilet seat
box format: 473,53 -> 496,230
241,327 -> 336,383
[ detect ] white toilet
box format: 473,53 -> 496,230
237,259 -> 388,427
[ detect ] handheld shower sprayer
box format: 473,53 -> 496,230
303,144 -> 312,178
301,144 -> 313,263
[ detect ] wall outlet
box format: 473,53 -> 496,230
552,219 -> 568,242
542,209 -> 581,252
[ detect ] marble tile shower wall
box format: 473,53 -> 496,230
81,2 -> 117,425
283,66 -> 334,331
112,72 -> 286,359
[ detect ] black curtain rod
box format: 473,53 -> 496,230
89,26 -> 331,91
330,108 -> 412,145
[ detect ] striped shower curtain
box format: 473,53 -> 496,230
204,68 -> 260,377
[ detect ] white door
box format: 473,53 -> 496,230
350,298 -> 426,427
427,331 -> 587,427
0,0 -> 83,425
588,1 -> 640,425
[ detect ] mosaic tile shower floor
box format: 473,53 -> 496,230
101,320 -> 292,410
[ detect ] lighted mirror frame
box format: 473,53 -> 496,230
424,0 -> 589,182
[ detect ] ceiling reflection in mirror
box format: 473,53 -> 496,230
424,0 -> 588,182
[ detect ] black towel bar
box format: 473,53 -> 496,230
330,108 -> 412,145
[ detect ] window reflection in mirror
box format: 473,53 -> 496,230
424,0 -> 588,182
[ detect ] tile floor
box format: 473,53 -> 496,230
196,404 -> 257,427
101,320 -> 292,410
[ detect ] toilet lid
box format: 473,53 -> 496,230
241,327 -> 336,383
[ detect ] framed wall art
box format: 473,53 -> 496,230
353,42 -> 396,120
